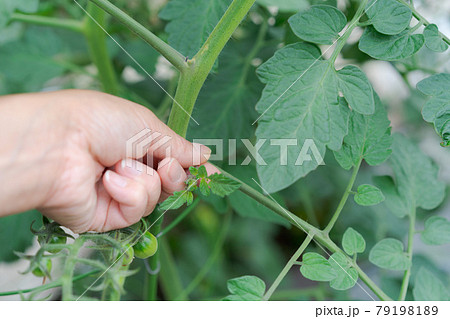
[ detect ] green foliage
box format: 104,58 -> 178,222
342,227 -> 366,255
256,0 -> 309,12
413,268 -> 449,301
365,0 -> 412,35
159,0 -> 231,59
334,93 -> 392,170
288,5 -> 346,45
369,238 -> 410,271
372,176 -> 409,218
329,252 -> 358,290
354,184 -> 385,206
423,24 -> 449,53
300,252 -> 336,282
223,275 -> 266,301
359,27 -> 424,61
421,216 -> 450,246
417,73 -> 450,147
388,134 -> 445,212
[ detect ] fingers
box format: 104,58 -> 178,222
100,160 -> 161,230
75,90 -> 211,168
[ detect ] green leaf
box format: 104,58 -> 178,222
421,216 -> 450,246
256,0 -> 309,12
413,268 -> 449,301
208,173 -> 241,197
159,191 -> 190,211
198,165 -> 208,179
423,24 -> 448,53
226,165 -> 290,227
354,184 -> 385,206
0,0 -> 39,27
188,44 -> 261,156
342,227 -> 366,255
328,252 -> 358,290
159,0 -> 231,59
369,238 -> 410,271
0,210 -> 41,262
288,5 -> 347,45
365,0 -> 412,35
388,134 -> 445,211
417,73 -> 450,147
359,27 -> 424,61
334,93 -> 392,170
336,65 -> 375,115
199,178 -> 210,196
372,175 -> 409,218
256,43 -> 351,192
300,252 -> 337,282
223,275 -> 265,301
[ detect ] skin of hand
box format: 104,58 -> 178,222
0,89 -> 216,233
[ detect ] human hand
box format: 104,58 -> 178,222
0,90 -> 214,233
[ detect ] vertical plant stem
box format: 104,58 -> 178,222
175,209 -> 233,300
61,239 -> 84,301
158,237 -> 186,300
324,159 -> 362,234
83,2 -> 119,95
145,210 -> 164,301
398,207 -> 416,301
263,232 -> 315,300
167,0 -> 256,137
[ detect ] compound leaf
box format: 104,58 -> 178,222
365,0 -> 412,35
342,227 -> 366,255
288,5 -> 347,45
333,93 -> 392,170
354,184 -> 385,206
300,252 -> 337,282
329,252 -> 358,290
359,27 -> 424,61
208,173 -> 241,197
389,134 -> 445,211
255,43 -> 352,192
372,175 -> 409,218
159,0 -> 231,59
423,24 -> 448,53
413,268 -> 449,301
223,275 -> 265,301
417,73 -> 450,147
421,216 -> 450,246
369,238 -> 410,271
159,191 -> 190,211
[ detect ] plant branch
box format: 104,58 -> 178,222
398,0 -> 450,45
324,159 -> 362,234
167,0 -> 256,137
88,0 -> 188,72
263,232 -> 314,300
398,207 -> 416,300
157,198 -> 200,238
11,13 -> 83,33
83,3 -> 119,95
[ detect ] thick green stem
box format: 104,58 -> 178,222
263,232 -> 315,300
11,13 -> 83,33
88,0 -> 187,72
159,237 -> 186,300
330,0 -> 369,63
398,0 -> 450,45
175,209 -> 232,300
398,207 -> 416,300
324,159 -> 362,234
83,3 -> 119,95
167,0 -> 256,137
61,239 -> 84,300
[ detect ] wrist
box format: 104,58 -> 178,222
0,92 -> 69,216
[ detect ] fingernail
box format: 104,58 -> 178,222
105,170 -> 128,188
158,157 -> 172,170
194,143 -> 211,161
168,159 -> 184,183
121,159 -> 143,176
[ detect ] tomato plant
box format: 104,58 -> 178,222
0,0 -> 449,302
